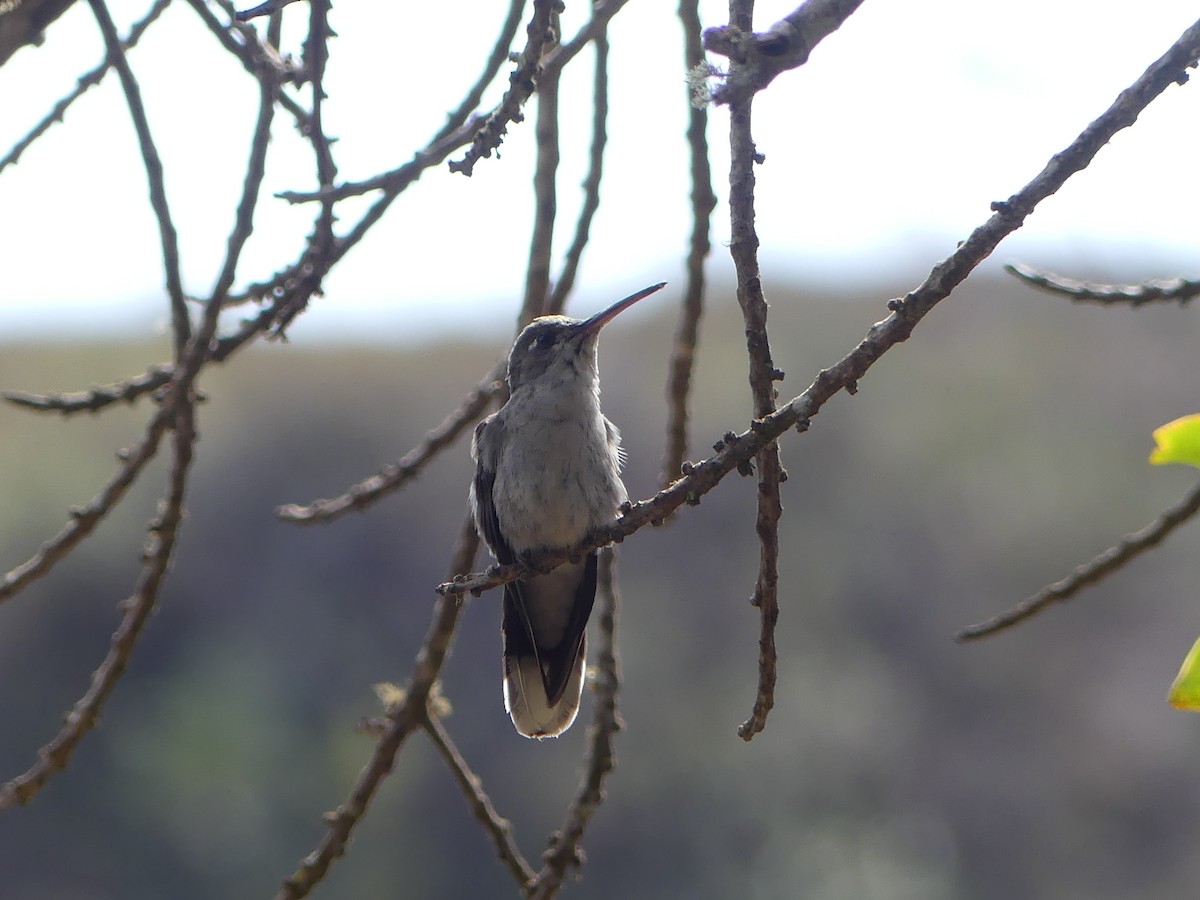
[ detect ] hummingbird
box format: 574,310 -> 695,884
470,283 -> 666,738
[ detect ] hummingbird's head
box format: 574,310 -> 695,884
505,283 -> 666,392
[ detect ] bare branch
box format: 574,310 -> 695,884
3,364 -> 173,414
422,713 -> 536,889
958,479 -> 1200,641
546,25 -> 609,316
703,0 -> 866,105
1006,261 -> 1200,307
434,0 -> 527,145
0,415 -> 194,810
450,0 -> 559,177
662,0 -> 717,490
277,363 -> 506,524
184,0 -> 312,133
521,9 -> 562,321
442,13 -> 1200,599
0,409 -> 170,603
88,0 -> 189,355
717,0 -> 784,741
274,518 -> 480,900
0,0 -> 170,174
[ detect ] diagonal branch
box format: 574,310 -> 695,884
422,712 -> 536,888
958,479 -> 1200,641
450,0 -> 559,177
273,518 -> 480,900
0,409 -> 194,810
0,0 -> 171,174
277,362 -> 506,524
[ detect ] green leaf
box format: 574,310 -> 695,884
1168,635 -> 1200,710
1149,414 -> 1200,468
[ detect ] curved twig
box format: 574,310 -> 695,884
273,518 -> 480,900
958,479 -> 1200,641
1006,262 -> 1200,307
0,0 -> 171,174
277,363 -> 505,524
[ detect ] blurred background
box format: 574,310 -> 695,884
3,1 -> 1200,899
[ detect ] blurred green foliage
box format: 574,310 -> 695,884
2,274 -> 1200,899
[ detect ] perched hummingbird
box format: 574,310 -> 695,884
470,283 -> 666,738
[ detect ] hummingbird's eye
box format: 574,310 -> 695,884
535,332 -> 555,349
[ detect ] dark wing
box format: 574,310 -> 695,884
540,550 -> 596,706
472,416 -> 544,678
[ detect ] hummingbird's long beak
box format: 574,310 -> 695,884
575,282 -> 667,338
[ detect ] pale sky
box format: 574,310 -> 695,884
2,0 -> 1198,341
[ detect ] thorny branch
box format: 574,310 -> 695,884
450,0 -> 559,177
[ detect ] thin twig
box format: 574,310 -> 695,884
449,0 -> 560,177
434,0 -> 527,145
441,13 -> 1200,599
0,410 -> 194,810
662,0 -> 717,489
725,0 -> 783,741
521,8 -> 562,322
958,479 -> 1200,641
0,409 -> 171,603
527,547 -> 623,899
0,0 -> 171,174
546,25 -> 609,316
421,713 -> 536,889
277,363 -> 506,523
3,364 -> 174,414
185,0 -> 312,132
211,41 -> 279,302
543,0 -> 630,75
274,518 -> 480,900
274,119 -> 477,205
1006,262 -> 1200,307
88,0 -> 189,356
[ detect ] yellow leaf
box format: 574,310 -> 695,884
1168,635 -> 1200,710
1150,414 -> 1200,468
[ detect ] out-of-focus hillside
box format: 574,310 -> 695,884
2,273 -> 1200,900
